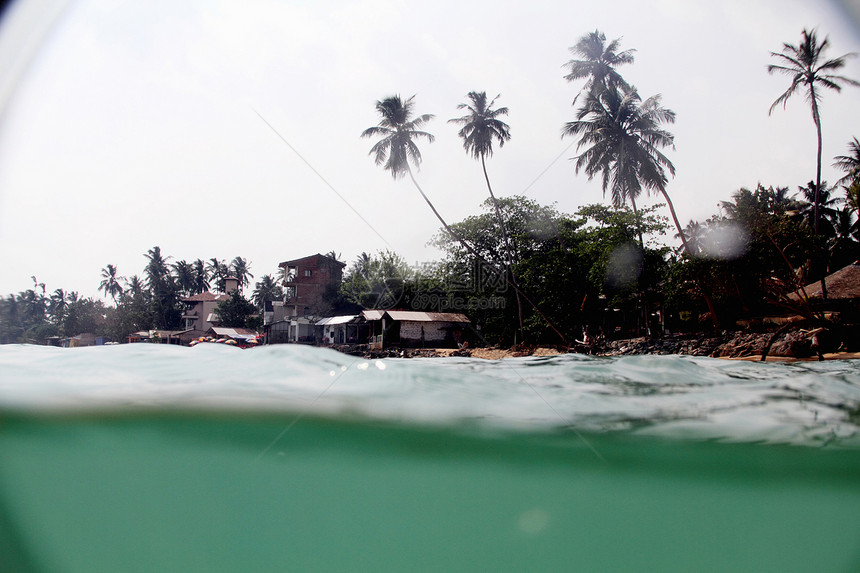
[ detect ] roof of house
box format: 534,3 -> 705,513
361,310 -> 470,323
182,291 -> 229,303
316,315 -> 360,326
278,253 -> 346,268
208,327 -> 259,340
791,262 -> 860,300
362,309 -> 385,321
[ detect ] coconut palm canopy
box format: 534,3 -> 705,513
768,28 -> 859,232
564,30 -> 635,100
361,95 -> 435,179
448,91 -> 510,160
563,86 -> 676,209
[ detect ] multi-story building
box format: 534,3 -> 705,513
180,277 -> 240,332
278,253 -> 346,318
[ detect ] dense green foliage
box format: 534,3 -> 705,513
215,291 -> 257,329
0,247 -> 276,344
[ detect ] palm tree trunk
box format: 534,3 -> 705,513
481,155 -> 524,340
406,166 -> 569,345
660,189 -> 721,329
629,196 -> 645,249
812,99 -> 828,300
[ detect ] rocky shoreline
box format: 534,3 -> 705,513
331,326 -> 859,361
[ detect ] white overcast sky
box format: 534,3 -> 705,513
0,0 -> 859,300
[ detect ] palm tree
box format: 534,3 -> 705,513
563,85 -> 685,249
563,29 -> 635,102
207,258 -> 228,292
252,274 -> 284,311
833,136 -> 860,186
768,29 -> 859,239
361,95 -> 440,206
49,288 -> 67,321
448,91 -> 512,246
172,260 -> 196,296
363,95 -> 568,343
355,252 -> 373,280
362,96 -> 478,262
675,220 -> 706,256
795,180 -> 840,237
125,275 -> 144,297
192,259 -> 209,294
229,257 -> 253,290
143,246 -> 170,291
448,91 -> 524,334
99,264 -> 124,302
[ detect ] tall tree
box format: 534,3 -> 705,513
448,91 -> 523,334
833,137 -> 860,220
361,95 -> 439,211
143,247 -> 170,291
563,86 -> 684,248
563,29 -> 635,102
833,136 -> 860,187
192,259 -> 209,294
207,258 -> 228,292
229,257 -> 254,289
768,28 -> 859,297
49,288 -> 67,323
172,260 -> 195,296
251,274 -> 284,311
125,275 -> 144,297
99,264 -> 124,302
795,180 -> 840,237
363,95 -> 567,343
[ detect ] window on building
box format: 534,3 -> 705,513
304,269 -> 312,277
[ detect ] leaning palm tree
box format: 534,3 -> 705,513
563,29 -> 635,103
448,91 -> 523,334
564,85 -> 721,327
363,95 -> 567,343
768,29 -> 859,238
448,91 -> 512,243
99,264 -> 124,302
563,85 -> 686,250
360,95 -> 449,226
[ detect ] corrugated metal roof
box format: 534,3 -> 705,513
316,315 -> 359,326
210,327 -> 259,340
383,310 -> 470,323
362,310 -> 386,321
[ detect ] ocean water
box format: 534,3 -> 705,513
1,343 -> 859,572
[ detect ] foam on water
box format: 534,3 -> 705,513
2,343 -> 859,447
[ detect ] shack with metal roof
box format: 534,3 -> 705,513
360,310 -> 470,349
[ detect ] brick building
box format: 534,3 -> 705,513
278,253 -> 346,318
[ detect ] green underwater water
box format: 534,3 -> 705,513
1,413 -> 859,573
